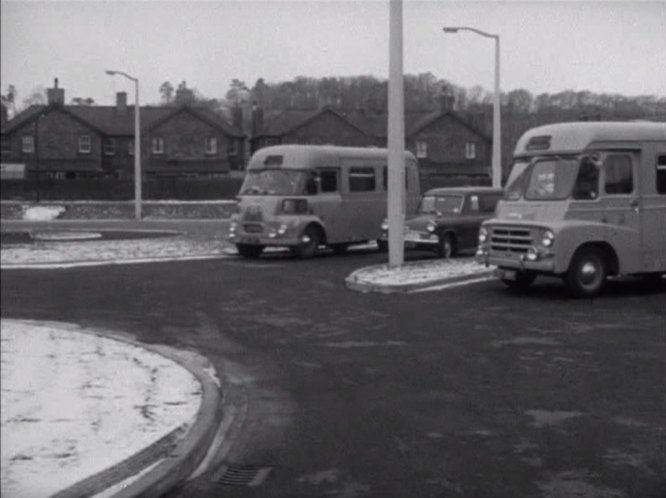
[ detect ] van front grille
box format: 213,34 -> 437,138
489,227 -> 533,254
243,224 -> 263,233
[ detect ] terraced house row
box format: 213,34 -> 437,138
0,79 -> 491,181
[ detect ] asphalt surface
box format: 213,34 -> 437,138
2,245 -> 665,498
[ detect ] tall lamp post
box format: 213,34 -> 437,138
106,70 -> 142,219
443,27 -> 502,188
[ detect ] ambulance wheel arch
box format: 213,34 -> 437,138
553,224 -> 618,275
565,242 -> 619,297
292,222 -> 327,258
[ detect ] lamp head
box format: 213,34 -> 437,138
442,27 -> 459,33
105,70 -> 117,76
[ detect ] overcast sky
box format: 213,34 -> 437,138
1,0 -> 665,107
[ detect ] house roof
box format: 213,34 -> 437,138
255,105 -> 369,138
1,104 -> 244,137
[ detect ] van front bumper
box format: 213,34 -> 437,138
476,251 -> 557,273
230,233 -> 302,247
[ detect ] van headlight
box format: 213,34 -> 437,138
540,230 -> 555,248
229,221 -> 237,233
381,220 -> 389,231
426,221 -> 436,233
478,227 -> 488,244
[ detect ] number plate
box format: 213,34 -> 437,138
498,269 -> 517,281
241,237 -> 259,244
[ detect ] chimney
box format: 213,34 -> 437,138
47,78 -> 65,105
232,104 -> 243,131
116,92 -> 128,112
439,85 -> 455,113
175,83 -> 195,105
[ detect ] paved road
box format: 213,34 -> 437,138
1,249 -> 665,498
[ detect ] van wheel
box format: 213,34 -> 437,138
565,247 -> 607,298
437,233 -> 456,259
291,226 -> 321,258
376,240 -> 388,253
331,243 -> 349,255
236,244 -> 264,258
501,270 -> 536,290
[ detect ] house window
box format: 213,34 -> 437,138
416,141 -> 428,159
465,142 -> 476,159
349,167 -> 376,192
78,135 -> 91,154
22,136 -> 35,154
205,137 -> 218,155
152,137 -> 165,155
1,136 -> 11,154
103,138 -> 116,156
604,154 -> 633,194
657,155 -> 666,194
128,139 -> 134,156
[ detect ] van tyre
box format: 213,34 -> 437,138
377,240 -> 388,253
437,233 -> 456,259
501,270 -> 536,290
331,243 -> 349,256
565,247 -> 607,298
291,226 -> 321,259
236,244 -> 264,258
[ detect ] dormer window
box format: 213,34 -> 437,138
205,137 -> 218,155
151,137 -> 165,155
465,142 -> 476,159
416,141 -> 428,159
103,138 -> 116,156
22,136 -> 35,154
78,135 -> 91,154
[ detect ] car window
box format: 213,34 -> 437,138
479,194 -> 500,213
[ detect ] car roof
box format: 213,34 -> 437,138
423,186 -> 504,196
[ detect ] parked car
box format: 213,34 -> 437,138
380,187 -> 503,258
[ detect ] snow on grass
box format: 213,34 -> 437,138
349,257 -> 491,286
0,236 -> 229,266
22,205 -> 66,221
0,320 -> 202,498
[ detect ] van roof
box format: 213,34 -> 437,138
424,186 -> 504,196
515,121 -> 666,156
248,144 -> 415,169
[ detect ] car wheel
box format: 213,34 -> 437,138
437,233 -> 456,259
291,226 -> 321,258
501,270 -> 537,290
565,247 -> 607,298
376,240 -> 388,253
236,244 -> 264,258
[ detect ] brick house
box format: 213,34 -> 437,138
345,93 -> 491,178
249,95 -> 491,179
0,80 -> 245,180
249,105 -> 373,154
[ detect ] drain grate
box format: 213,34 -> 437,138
215,464 -> 272,487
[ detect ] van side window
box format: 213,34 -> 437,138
319,169 -> 338,193
479,194 -> 500,212
657,154 -> 666,194
604,154 -> 633,194
572,157 -> 599,200
349,167 -> 376,192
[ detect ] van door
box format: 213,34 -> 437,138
312,167 -> 344,243
640,151 -> 666,272
341,160 -> 385,242
602,152 -> 642,274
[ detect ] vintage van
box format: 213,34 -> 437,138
229,145 -> 421,258
476,121 -> 666,297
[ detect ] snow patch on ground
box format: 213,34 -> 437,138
0,320 -> 202,498
349,257 -> 491,286
22,205 -> 66,221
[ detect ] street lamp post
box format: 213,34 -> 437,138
106,70 -> 142,219
443,27 -> 502,188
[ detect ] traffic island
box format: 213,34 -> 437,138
346,257 -> 495,294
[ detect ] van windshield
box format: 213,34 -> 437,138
240,169 -> 311,195
418,194 -> 464,215
506,156 -> 586,201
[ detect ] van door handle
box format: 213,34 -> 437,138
630,199 -> 640,212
